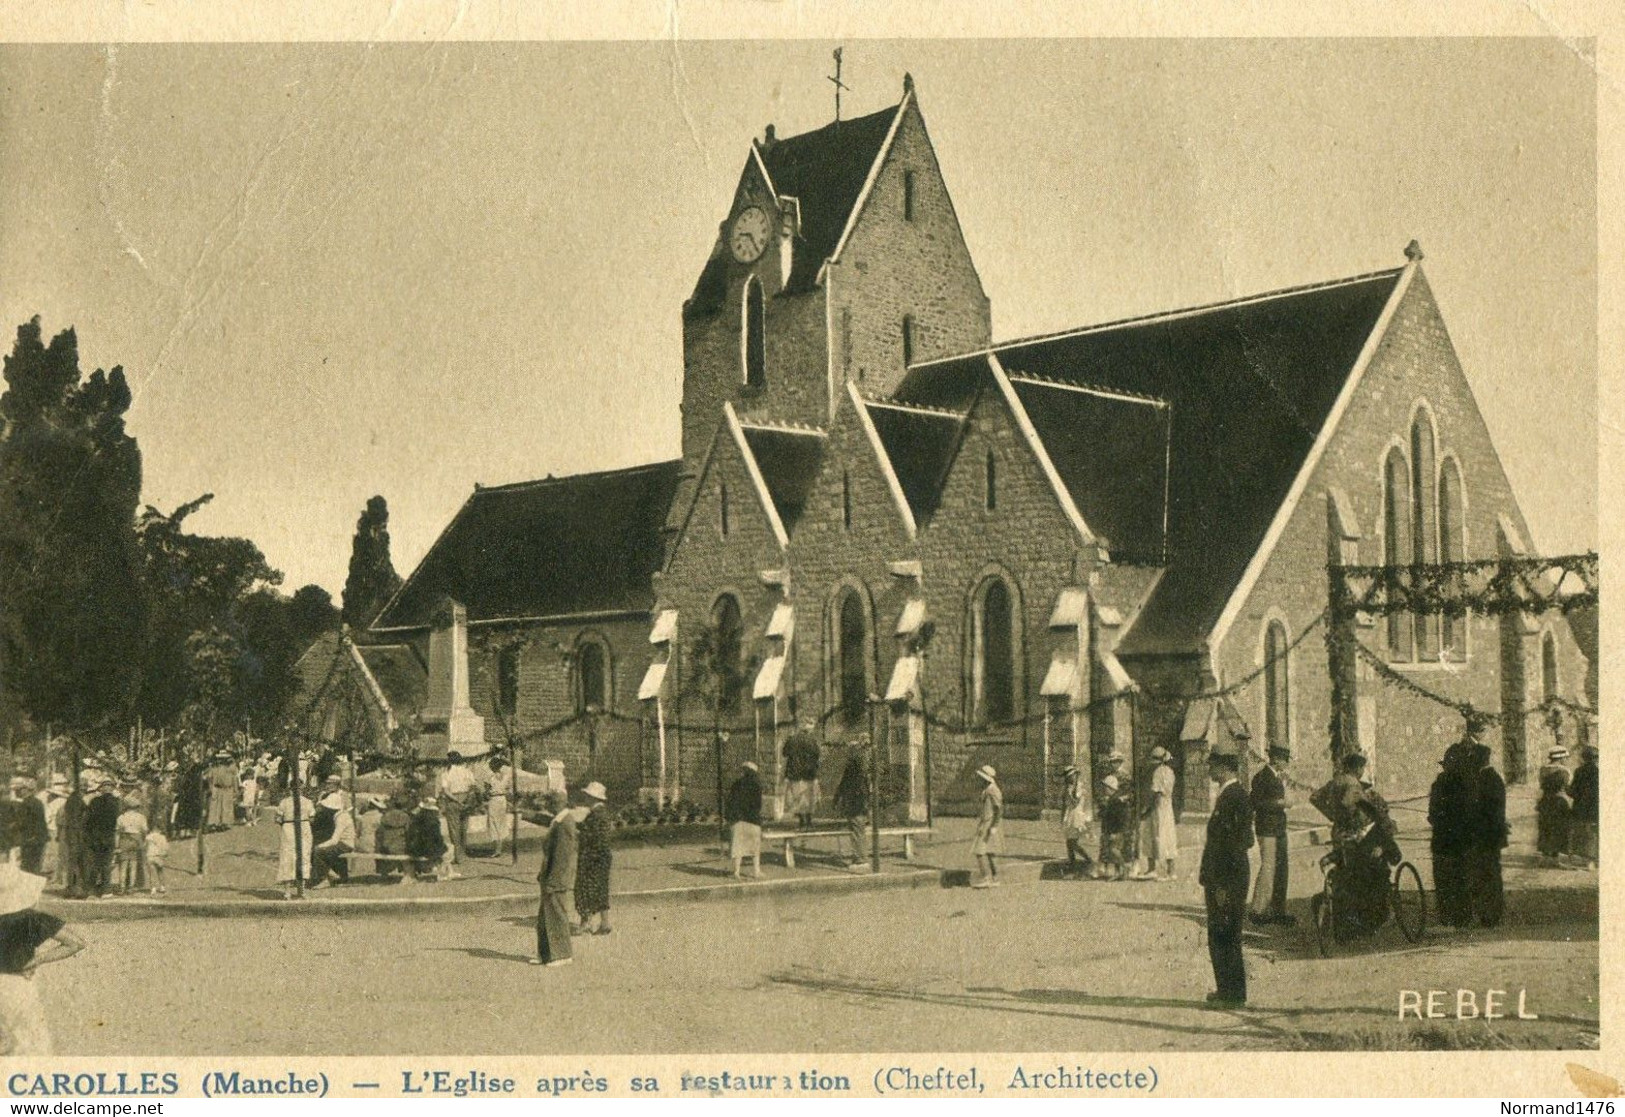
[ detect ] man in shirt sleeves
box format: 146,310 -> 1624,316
1199,750 -> 1253,1008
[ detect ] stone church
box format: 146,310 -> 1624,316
357,75 -> 1587,821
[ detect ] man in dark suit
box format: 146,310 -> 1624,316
1199,750 -> 1253,1007
1248,744 -> 1293,926
1465,742 -> 1508,928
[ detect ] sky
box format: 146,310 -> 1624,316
0,39 -> 1596,598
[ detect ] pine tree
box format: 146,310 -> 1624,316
341,495 -> 402,632
0,317 -> 146,731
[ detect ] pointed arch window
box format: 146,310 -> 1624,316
972,577 -> 1016,725
576,637 -> 610,714
1439,457 -> 1467,659
1383,447 -> 1413,659
743,276 -> 766,390
1410,410 -> 1439,659
709,593 -> 745,713
1263,620 -> 1291,755
835,588 -> 869,725
497,645 -> 521,717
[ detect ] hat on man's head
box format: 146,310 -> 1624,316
164,761 -> 179,772
581,781 -> 607,802
1061,765 -> 1079,778
1268,743 -> 1292,758
1149,747 -> 1171,763
742,760 -> 759,773
975,765 -> 998,783
48,775 -> 69,792
1101,774 -> 1120,792
1548,748 -> 1571,763
9,776 -> 28,791
1340,751 -> 1368,772
323,774 -> 342,786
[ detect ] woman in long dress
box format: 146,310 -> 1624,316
574,783 -> 613,934
274,790 -> 315,900
1135,747 -> 1179,881
971,765 -> 1004,888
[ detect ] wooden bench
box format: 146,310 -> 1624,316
761,825 -> 931,869
340,852 -> 417,878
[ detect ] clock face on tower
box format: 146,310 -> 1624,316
729,205 -> 770,263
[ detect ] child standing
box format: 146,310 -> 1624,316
1098,774 -> 1131,880
115,801 -> 148,895
144,824 -> 169,894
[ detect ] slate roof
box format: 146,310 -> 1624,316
686,102 -> 902,313
864,401 -> 965,524
1006,378 -> 1170,563
373,460 -> 682,630
760,104 -> 899,293
739,425 -> 827,533
897,267 -> 1405,656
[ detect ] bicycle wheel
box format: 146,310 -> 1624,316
1313,881 -> 1336,957
1392,861 -> 1426,942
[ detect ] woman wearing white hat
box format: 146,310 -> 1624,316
1133,747 -> 1179,882
0,864 -> 83,1053
574,783 -> 613,935
971,766 -> 1004,888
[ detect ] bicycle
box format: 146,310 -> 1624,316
1310,841 -> 1427,956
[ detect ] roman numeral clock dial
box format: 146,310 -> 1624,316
729,205 -> 770,263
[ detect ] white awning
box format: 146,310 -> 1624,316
1180,697 -> 1216,742
637,661 -> 668,701
753,655 -> 787,700
1101,649 -> 1136,695
1048,587 -> 1089,628
884,655 -> 921,702
1039,655 -> 1078,697
895,598 -> 926,637
766,602 -> 795,640
649,609 -> 678,645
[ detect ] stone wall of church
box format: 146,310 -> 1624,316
903,389 -> 1095,817
823,101 -> 991,400
657,425 -> 790,809
1212,270 -> 1592,802
463,617 -> 655,804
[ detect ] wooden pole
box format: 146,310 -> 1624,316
195,758 -> 208,877
868,696 -> 881,874
510,735 -> 520,866
290,740 -> 306,898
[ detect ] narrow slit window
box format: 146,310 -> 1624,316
719,483 -> 730,538
985,451 -> 997,511
743,276 -> 765,389
842,470 -> 852,530
903,170 -> 916,221
901,314 -> 914,367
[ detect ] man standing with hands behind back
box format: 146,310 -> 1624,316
1199,750 -> 1253,1008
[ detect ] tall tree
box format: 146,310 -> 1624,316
0,318 -> 145,731
341,495 -> 402,632
135,494 -> 283,730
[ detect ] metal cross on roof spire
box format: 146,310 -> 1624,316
829,47 -> 849,122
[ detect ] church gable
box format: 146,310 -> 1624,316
824,91 -> 991,398
789,383 -> 918,563
663,404 -> 789,592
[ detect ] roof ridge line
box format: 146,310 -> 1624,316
735,417 -> 829,436
1005,373 -> 1169,407
864,397 -> 968,419
990,266 -> 1407,352
473,458 -> 681,494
